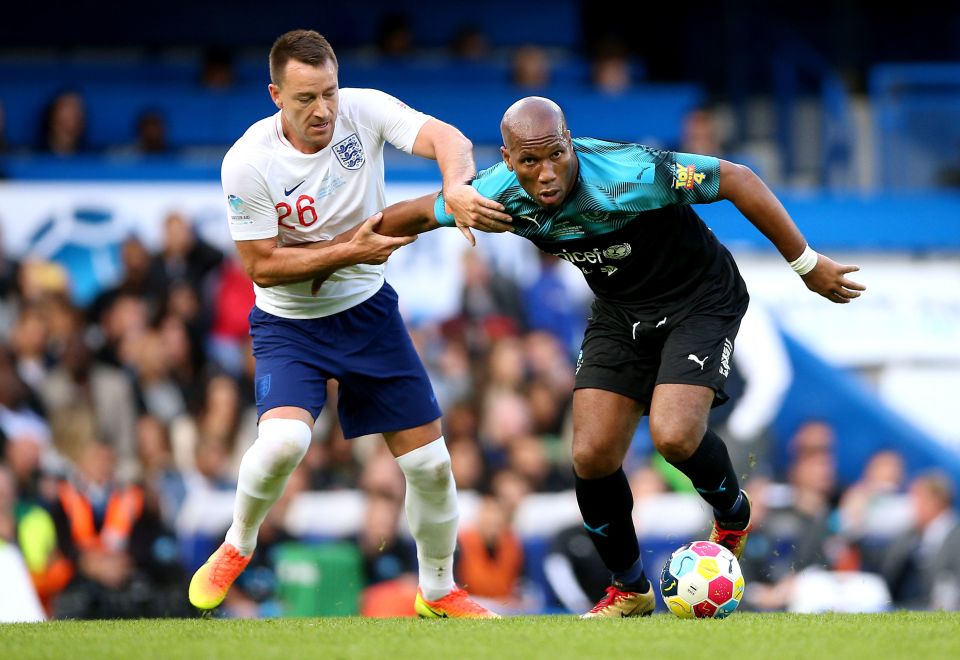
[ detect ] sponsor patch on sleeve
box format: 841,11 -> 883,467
673,163 -> 706,189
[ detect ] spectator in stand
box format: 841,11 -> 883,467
484,337 -> 526,397
679,106 -> 726,157
222,467 -> 302,619
524,379 -> 567,437
38,91 -> 89,156
134,110 -> 169,154
478,390 -> 533,462
90,235 -> 168,326
522,330 -> 574,404
111,110 -> 170,157
124,329 -> 186,425
882,471 -> 960,610
375,13 -> 415,57
200,48 -> 236,90
743,435 -> 839,611
357,490 -> 418,617
9,303 -> 50,393
455,489 -> 524,606
448,435 -> 486,491
94,292 -> 148,368
590,39 -> 632,94
206,258 -> 256,378
0,464 -> 70,616
522,253 -> 589,356
489,468 -> 531,523
40,332 -> 138,479
512,45 -> 551,89
156,313 -> 204,406
507,435 -> 572,493
154,212 -> 223,288
838,450 -> 907,570
170,374 -> 255,477
544,521 -> 610,613
135,415 -> 185,530
460,250 -> 525,343
449,25 -> 491,61
50,440 -> 188,618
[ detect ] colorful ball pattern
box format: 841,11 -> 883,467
660,541 -> 745,619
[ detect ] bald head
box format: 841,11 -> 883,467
498,96 -> 577,209
500,96 -> 567,147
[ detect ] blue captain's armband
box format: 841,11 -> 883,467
434,193 -> 456,227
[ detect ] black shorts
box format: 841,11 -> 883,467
574,257 -> 749,413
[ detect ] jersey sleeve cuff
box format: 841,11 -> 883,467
433,193 -> 456,227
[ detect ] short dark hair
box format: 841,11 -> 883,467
269,30 -> 338,85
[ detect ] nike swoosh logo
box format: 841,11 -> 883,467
696,477 -> 727,495
636,163 -> 655,182
583,522 -> 610,537
284,180 -> 305,196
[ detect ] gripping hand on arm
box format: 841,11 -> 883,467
717,160 -> 866,304
442,183 -> 514,246
235,212 -> 415,293
308,194 -> 440,294
412,119 -> 512,246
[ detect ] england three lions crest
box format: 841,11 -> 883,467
333,133 -> 365,170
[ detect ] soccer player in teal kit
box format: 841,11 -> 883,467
310,96 -> 865,617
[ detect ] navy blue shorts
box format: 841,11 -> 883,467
249,282 -> 441,438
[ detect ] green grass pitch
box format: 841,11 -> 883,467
3,612 -> 959,659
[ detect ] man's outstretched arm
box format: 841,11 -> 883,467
306,193 -> 441,293
717,160 -> 866,304
235,212 -> 416,288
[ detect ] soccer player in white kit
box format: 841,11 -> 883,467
188,29 -> 512,618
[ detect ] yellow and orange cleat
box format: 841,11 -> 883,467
582,582 -> 656,618
413,586 -> 501,619
709,490 -> 753,560
188,542 -> 253,611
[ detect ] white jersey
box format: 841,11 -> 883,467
222,88 -> 431,319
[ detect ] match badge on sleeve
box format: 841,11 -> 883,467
228,194 -> 252,225
228,194 -> 245,214
333,133 -> 366,170
674,163 -> 705,189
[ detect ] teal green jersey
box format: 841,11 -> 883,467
435,138 -> 733,308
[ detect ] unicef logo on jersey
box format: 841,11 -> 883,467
333,133 -> 365,170
603,243 -> 632,260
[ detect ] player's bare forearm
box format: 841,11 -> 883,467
717,160 -> 806,261
717,160 -> 865,303
302,196 -> 441,295
411,118 -> 475,189
237,212 -> 417,288
380,194 -> 442,236
234,237 -> 355,288
301,195 -> 440,250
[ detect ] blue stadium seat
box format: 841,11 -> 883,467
870,63 -> 960,189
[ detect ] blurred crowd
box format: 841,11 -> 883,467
0,21 -> 651,160
1,208 -> 958,621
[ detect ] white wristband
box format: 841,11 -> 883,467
788,244 -> 818,276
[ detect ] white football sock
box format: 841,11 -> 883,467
225,418 -> 311,556
395,437 -> 458,601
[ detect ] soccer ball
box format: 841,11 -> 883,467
660,541 -> 745,619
